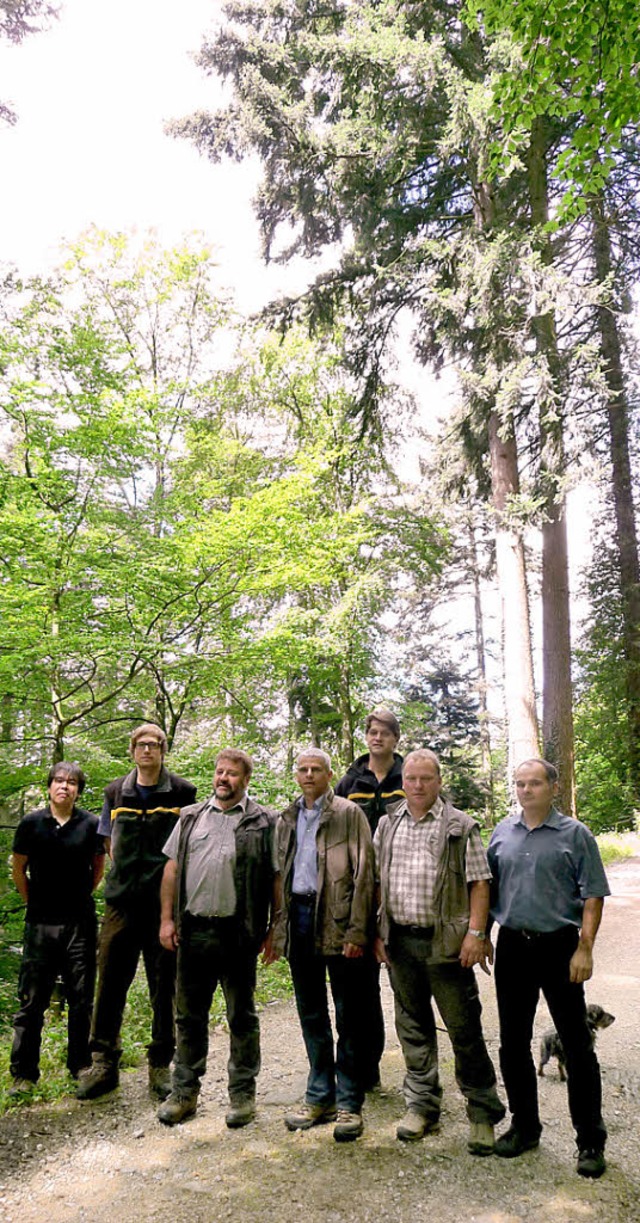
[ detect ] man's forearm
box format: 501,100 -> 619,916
468,880 -> 490,930
579,897 -> 604,949
160,860 -> 177,922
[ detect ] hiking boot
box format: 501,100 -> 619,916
577,1147 -> 606,1179
468,1121 -> 495,1156
76,1059 -> 119,1100
225,1098 -> 256,1128
284,1101 -> 338,1131
148,1065 -> 172,1100
157,1091 -> 198,1126
8,1078 -> 36,1098
396,1109 -> 438,1142
494,1125 -> 540,1158
333,1110 -> 364,1143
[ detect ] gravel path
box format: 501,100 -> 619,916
1,854 -> 639,1223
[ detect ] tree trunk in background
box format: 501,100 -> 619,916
528,117 -> 576,816
591,196 -> 640,809
488,413 -> 539,780
468,515 -> 495,823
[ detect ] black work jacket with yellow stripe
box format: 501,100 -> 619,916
103,766 -> 196,909
334,752 -> 405,834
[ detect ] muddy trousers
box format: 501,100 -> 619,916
495,925 -> 607,1151
11,915 -> 97,1081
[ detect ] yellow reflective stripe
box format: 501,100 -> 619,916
110,805 -> 182,822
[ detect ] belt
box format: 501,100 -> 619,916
291,892 -> 316,905
183,912 -> 237,927
507,926 -> 574,940
393,922 -> 435,937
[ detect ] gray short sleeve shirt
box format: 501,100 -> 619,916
163,797 -> 246,917
487,807 -> 610,933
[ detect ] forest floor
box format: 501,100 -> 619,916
0,849 -> 639,1223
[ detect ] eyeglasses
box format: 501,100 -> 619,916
135,740 -> 162,751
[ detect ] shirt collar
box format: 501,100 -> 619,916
206,792 -> 248,815
403,793 -> 444,824
515,804 -> 562,829
297,791 -> 327,818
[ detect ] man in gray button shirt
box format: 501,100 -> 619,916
488,757 -> 610,1178
157,749 -> 280,1128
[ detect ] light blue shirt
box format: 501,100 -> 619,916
291,793 -> 325,894
488,807 -> 610,933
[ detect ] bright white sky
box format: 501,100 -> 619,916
0,0 -> 316,310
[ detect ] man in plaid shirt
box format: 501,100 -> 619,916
374,749 -> 504,1154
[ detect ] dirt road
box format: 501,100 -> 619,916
1,855 -> 639,1223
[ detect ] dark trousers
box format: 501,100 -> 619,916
387,924 -> 505,1125
172,914 -> 260,1101
288,896 -> 365,1114
495,925 -> 607,1150
11,915 -> 97,1081
91,902 -> 176,1068
355,953 -> 385,1088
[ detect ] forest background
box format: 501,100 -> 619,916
0,0 -> 639,1055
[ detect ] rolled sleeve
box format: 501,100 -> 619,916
464,826 -> 492,884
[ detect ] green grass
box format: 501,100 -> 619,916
0,955 -> 294,1115
596,831 -> 637,866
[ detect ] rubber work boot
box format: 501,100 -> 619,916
284,1101 -> 338,1131
225,1097 -> 256,1128
333,1110 -> 364,1143
148,1065 -> 172,1100
468,1121 -> 495,1155
396,1109 -> 438,1141
76,1056 -> 119,1100
8,1078 -> 36,1098
157,1091 -> 198,1126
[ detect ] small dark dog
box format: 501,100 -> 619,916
538,1004 -> 615,1081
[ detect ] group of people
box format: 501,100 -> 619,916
9,710 -> 610,1180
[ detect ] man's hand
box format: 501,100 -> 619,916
459,932 -> 491,975
261,928 -> 281,965
343,942 -> 364,958
373,935 -> 390,966
569,942 -> 594,983
160,919 -> 179,952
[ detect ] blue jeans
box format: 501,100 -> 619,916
387,923 -> 505,1124
288,896 -> 364,1113
173,914 -> 260,1101
495,925 -> 606,1149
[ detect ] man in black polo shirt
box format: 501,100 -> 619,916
10,761 -> 104,1096
77,723 -> 196,1101
334,707 -> 404,1091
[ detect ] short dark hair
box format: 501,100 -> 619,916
129,723 -> 168,757
365,707 -> 401,740
47,761 -> 86,795
216,748 -> 253,779
515,757 -> 558,784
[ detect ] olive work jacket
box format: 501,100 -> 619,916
273,787 -> 375,958
376,798 -> 480,962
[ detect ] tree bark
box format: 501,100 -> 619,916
591,195 -> 640,806
488,414 -> 539,778
528,117 -> 576,816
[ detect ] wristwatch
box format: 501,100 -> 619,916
467,928 -> 486,939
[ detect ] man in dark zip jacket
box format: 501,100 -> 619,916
334,707 -> 404,1090
156,749 -> 280,1128
77,724 -> 196,1101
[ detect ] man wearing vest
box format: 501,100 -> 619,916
157,748 -> 280,1127
77,723 -> 196,1101
374,749 -> 504,1154
334,707 -> 404,1091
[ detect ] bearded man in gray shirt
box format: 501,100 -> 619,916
157,749 -> 280,1128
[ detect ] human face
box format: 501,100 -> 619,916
48,772 -> 79,814
403,757 -> 441,818
296,756 -> 332,805
515,762 -> 557,824
133,737 -> 164,758
214,757 -> 248,808
365,719 -> 398,761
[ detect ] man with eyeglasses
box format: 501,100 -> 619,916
77,724 -> 196,1101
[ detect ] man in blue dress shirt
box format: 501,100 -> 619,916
487,758 -> 610,1178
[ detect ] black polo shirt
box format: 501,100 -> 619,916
13,806 -> 103,924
